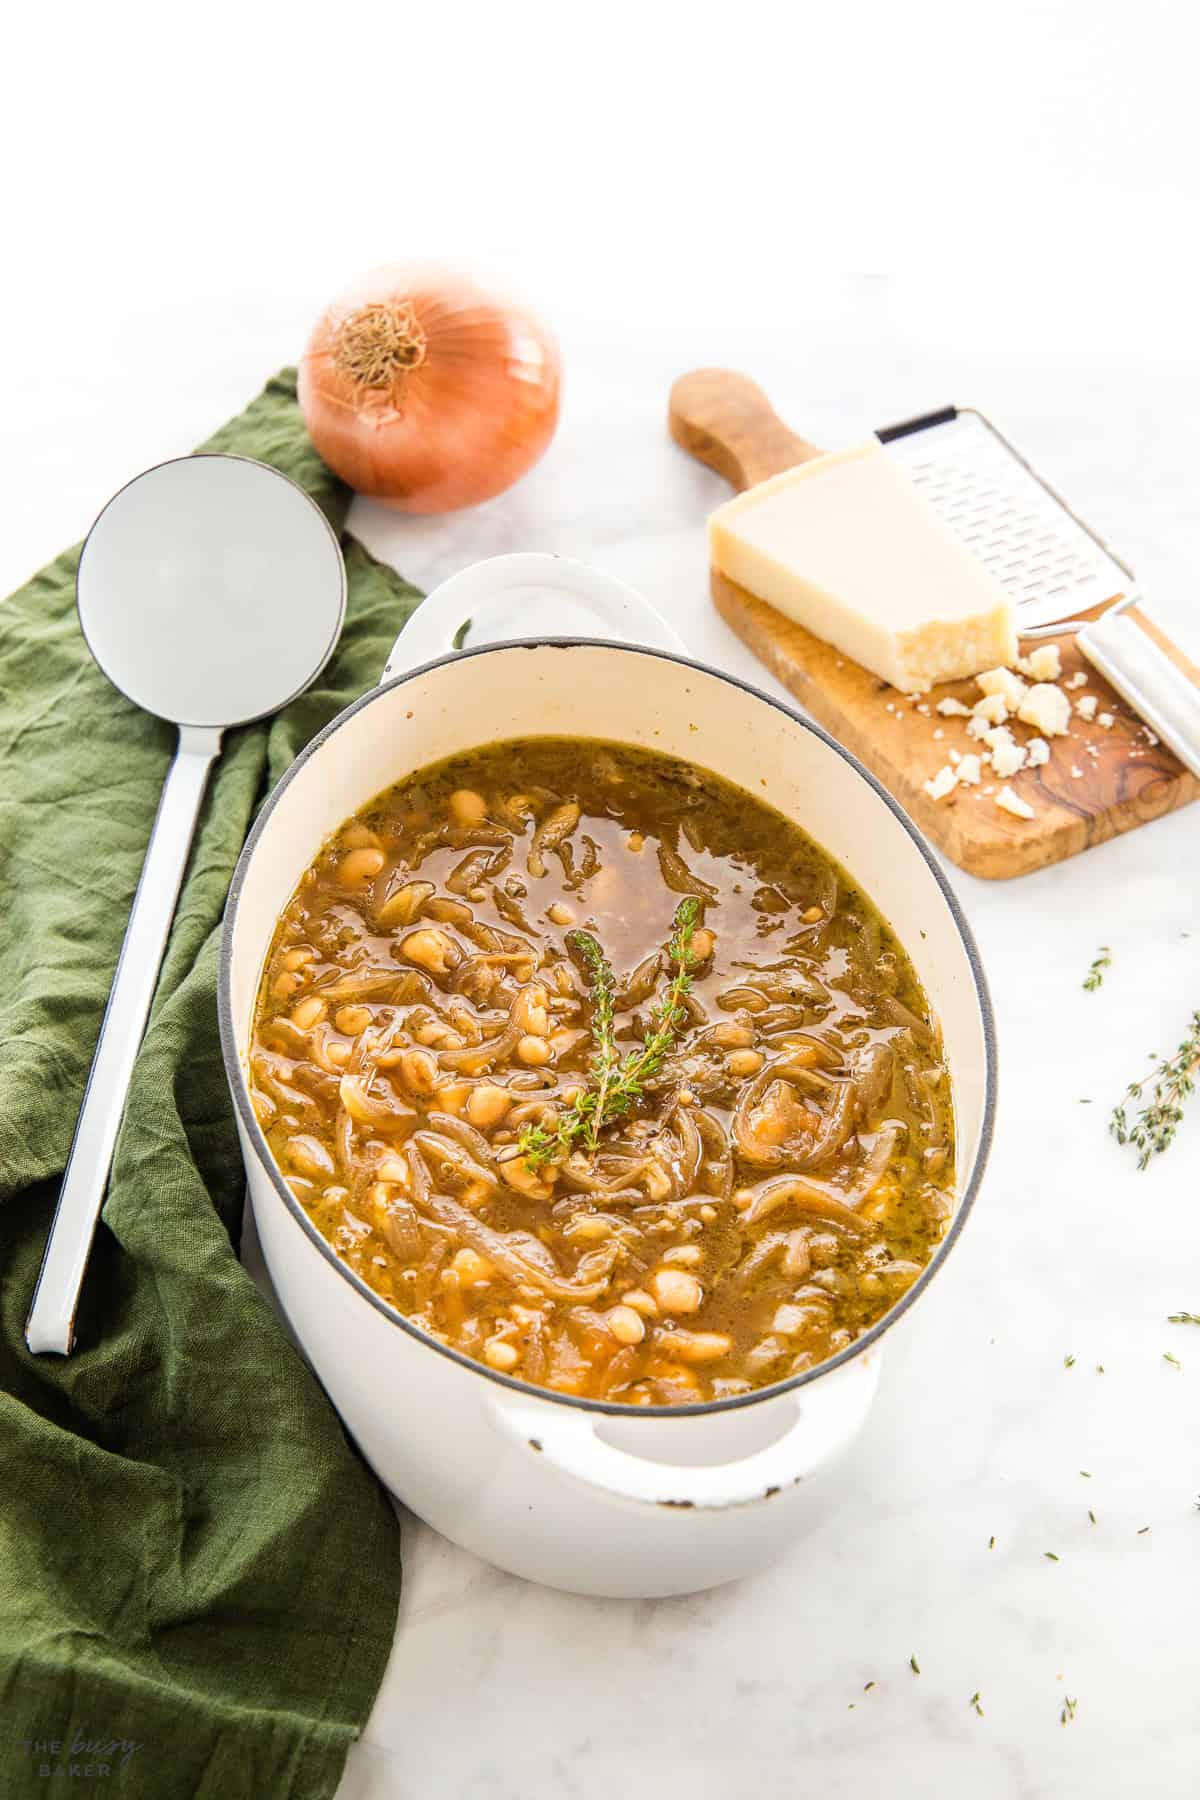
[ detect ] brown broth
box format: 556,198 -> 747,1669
250,738 -> 953,1404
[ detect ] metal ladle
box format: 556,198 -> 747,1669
26,454 -> 346,1355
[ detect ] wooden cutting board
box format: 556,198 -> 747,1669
669,368 -> 1200,880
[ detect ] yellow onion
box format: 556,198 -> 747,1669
299,263 -> 561,513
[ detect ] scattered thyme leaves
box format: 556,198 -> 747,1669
1044,1551 -> 1060,1562
970,1692 -> 984,1718
1083,946 -> 1111,991
1064,1353 -> 1076,1368
909,1655 -> 920,1675
1111,1010 -> 1200,1167
1164,1352 -> 1183,1370
988,1535 -> 995,1550
1060,1696 -> 1077,1725
1088,1510 -> 1096,1525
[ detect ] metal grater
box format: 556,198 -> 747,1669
878,406 -> 1200,779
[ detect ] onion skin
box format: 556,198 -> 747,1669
299,263 -> 562,513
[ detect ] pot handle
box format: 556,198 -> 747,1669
380,552 -> 685,684
485,1352 -> 881,1512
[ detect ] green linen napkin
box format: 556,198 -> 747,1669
0,371 -> 420,1798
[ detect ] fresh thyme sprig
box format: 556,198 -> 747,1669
1111,1010 -> 1200,1167
1083,946 -> 1112,991
568,930 -> 619,1151
518,898 -> 701,1170
1168,1312 -> 1200,1325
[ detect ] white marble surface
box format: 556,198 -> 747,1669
5,6 -> 1199,1790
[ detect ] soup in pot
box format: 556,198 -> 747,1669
249,739 -> 953,1404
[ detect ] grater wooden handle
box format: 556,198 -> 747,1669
669,369 -> 823,492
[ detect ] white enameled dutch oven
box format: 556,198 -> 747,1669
219,554 -> 995,1599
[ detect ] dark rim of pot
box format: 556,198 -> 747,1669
218,638 -> 997,1419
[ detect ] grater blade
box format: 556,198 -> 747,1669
881,408 -> 1132,631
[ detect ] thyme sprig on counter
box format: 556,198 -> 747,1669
518,898 -> 701,1171
1110,1010 -> 1200,1168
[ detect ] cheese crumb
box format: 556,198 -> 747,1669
996,786 -> 1035,820
1098,712 -> 1114,730
989,735 -> 1028,779
977,667 -> 1028,709
967,714 -> 993,742
936,697 -> 972,718
1023,645 -> 1062,682
923,765 -> 958,802
933,727 -> 945,740
1026,737 -> 1050,767
1017,683 -> 1072,737
948,748 -> 962,765
1065,671 -> 1088,690
1075,694 -> 1098,721
957,753 -> 983,786
1071,766 -> 1084,778
973,692 -> 1011,726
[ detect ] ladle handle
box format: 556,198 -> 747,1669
26,723 -> 222,1355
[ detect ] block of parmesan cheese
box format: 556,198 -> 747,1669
708,441 -> 1018,693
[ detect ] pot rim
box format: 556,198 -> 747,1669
218,637 -> 997,1418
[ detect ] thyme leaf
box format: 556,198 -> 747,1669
1083,946 -> 1112,991
1168,1311 -> 1200,1325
